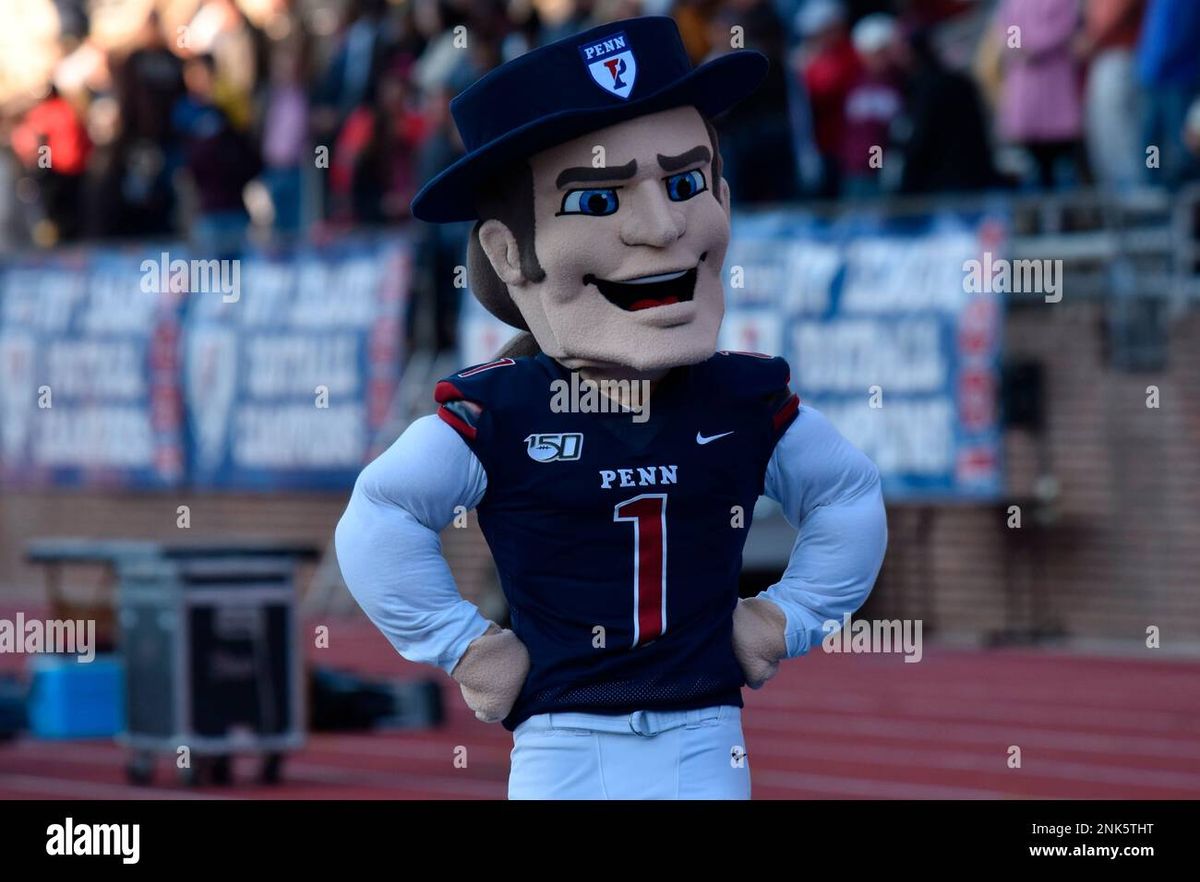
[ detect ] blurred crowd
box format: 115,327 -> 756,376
794,0 -> 1200,200
1,0 -> 1199,253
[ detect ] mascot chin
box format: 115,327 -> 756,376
337,16 -> 887,800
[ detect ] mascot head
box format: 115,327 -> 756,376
411,16 -> 767,375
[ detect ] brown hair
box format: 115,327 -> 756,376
469,116 -> 725,350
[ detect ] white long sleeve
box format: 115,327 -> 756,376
334,415 -> 492,674
760,405 -> 888,658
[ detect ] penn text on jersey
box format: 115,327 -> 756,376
599,465 -> 678,489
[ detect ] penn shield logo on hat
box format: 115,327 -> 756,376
410,16 -> 768,226
579,30 -> 637,99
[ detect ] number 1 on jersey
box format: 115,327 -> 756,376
613,494 -> 668,647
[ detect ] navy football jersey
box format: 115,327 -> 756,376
435,351 -> 799,729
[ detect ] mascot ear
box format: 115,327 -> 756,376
477,219 -> 527,287
718,176 -> 732,225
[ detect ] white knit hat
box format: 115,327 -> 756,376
851,13 -> 898,55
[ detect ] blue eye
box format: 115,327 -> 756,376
665,169 -> 707,202
560,188 -> 620,216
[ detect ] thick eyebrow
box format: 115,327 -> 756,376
657,145 -> 710,173
556,159 -> 638,189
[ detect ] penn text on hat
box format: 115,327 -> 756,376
410,16 -> 768,224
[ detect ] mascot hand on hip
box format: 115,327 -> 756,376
337,15 -> 887,800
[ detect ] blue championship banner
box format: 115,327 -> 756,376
0,248 -> 185,488
460,209 -> 1007,501
0,234 -> 408,490
721,210 -> 1007,500
182,235 -> 408,489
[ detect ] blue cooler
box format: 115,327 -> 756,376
27,655 -> 125,739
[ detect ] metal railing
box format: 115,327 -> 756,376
738,184 -> 1200,307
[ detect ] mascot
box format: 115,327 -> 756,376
336,16 -> 887,799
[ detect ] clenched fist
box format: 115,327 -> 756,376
732,596 -> 788,689
451,624 -> 530,722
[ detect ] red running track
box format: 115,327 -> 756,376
1,616 -> 1198,800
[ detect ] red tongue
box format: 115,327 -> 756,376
629,295 -> 680,311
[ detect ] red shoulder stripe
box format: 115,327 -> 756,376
434,380 -> 465,404
436,405 -> 478,441
773,393 -> 800,434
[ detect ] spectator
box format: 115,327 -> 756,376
311,0 -> 395,220
708,0 -> 799,203
411,81 -> 468,354
841,13 -> 903,198
370,59 -> 429,222
329,98 -> 375,223
10,0 -> 1176,262
410,0 -> 474,97
674,0 -> 721,63
1137,0 -> 1200,185
896,28 -> 1001,195
793,0 -> 860,198
259,47 -> 309,233
113,10 -> 184,149
1079,0 -> 1145,190
80,96 -> 126,239
185,0 -> 259,131
329,59 -> 424,224
111,9 -> 184,236
313,0 -> 392,134
173,55 -> 259,256
994,0 -> 1088,190
11,86 -> 92,244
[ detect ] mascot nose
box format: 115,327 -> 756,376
620,179 -> 686,248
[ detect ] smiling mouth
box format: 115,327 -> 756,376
583,252 -> 707,311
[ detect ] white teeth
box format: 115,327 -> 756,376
624,268 -> 688,285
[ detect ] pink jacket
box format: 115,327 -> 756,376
995,0 -> 1084,143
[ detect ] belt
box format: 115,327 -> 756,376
518,705 -> 736,737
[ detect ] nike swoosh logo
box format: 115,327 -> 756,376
696,431 -> 734,445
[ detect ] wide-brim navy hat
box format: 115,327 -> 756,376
411,16 -> 768,223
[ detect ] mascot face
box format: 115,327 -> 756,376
481,105 -> 731,374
